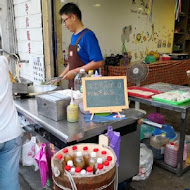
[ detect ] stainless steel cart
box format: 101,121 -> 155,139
15,98 -> 145,183
129,82 -> 190,176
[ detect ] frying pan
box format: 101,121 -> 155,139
27,85 -> 57,96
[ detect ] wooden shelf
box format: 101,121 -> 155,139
173,49 -> 184,52
180,12 -> 187,17
174,32 -> 186,34
173,0 -> 190,54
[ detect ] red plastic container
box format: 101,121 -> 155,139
161,56 -> 171,61
127,86 -> 162,99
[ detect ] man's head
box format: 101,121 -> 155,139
59,3 -> 82,32
59,3 -> 81,20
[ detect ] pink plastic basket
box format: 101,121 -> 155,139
147,113 -> 165,124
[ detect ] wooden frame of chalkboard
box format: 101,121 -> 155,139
82,76 -> 129,115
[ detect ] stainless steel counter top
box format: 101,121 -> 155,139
15,98 -> 145,143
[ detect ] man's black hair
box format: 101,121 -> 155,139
59,3 -> 82,20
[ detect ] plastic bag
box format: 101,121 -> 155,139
105,126 -> 121,166
46,143 -> 57,179
22,136 -> 39,171
133,143 -> 153,181
153,124 -> 177,140
35,143 -> 49,187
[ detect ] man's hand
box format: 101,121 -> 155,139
62,70 -> 75,80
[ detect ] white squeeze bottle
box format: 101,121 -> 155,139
67,88 -> 78,123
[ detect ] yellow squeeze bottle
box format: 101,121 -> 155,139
67,88 -> 78,122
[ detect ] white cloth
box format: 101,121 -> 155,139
0,56 -> 22,143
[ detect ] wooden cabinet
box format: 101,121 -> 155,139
173,0 -> 190,53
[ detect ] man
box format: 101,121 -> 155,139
59,3 -> 104,88
0,56 -> 22,190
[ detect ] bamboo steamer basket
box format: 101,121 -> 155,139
51,143 -> 117,190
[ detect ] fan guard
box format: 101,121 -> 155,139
127,61 -> 149,84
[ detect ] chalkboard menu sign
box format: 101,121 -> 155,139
82,76 -> 128,114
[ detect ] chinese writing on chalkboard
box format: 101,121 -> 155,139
87,80 -> 122,97
85,79 -> 126,107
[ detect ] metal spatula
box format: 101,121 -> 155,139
45,77 -> 62,85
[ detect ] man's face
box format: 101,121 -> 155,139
61,14 -> 75,32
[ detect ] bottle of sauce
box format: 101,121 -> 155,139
86,166 -> 93,176
74,152 -> 85,169
88,152 -> 97,172
75,167 -> 81,176
63,148 -> 72,166
101,151 -> 107,162
54,154 -> 64,174
95,164 -> 104,175
72,145 -> 78,161
65,165 -> 71,174
107,156 -> 113,167
83,146 -> 90,167
67,88 -> 78,123
93,148 -> 99,157
103,160 -> 110,171
95,157 -> 103,173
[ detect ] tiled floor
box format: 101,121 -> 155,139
131,103 -> 190,190
131,165 -> 190,190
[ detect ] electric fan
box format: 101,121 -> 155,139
127,61 -> 149,109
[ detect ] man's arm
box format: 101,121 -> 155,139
62,60 -> 104,80
77,60 -> 104,73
